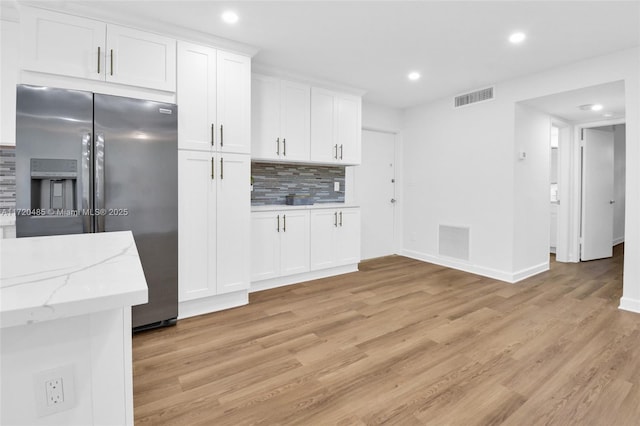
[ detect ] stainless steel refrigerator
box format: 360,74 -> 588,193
15,84 -> 178,330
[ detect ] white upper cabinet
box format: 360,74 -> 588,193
280,80 -> 311,161
310,87 -> 361,165
177,44 -> 250,154
252,74 -> 310,161
21,8 -> 106,81
217,51 -> 251,154
105,24 -> 176,91
177,42 -> 217,151
21,7 -> 176,92
252,75 -> 282,160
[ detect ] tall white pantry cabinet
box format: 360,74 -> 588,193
177,41 -> 252,318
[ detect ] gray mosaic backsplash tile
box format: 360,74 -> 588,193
0,146 -> 16,211
251,162 -> 345,206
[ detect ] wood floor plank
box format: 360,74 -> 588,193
134,245 -> 639,425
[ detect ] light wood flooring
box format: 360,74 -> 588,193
133,245 -> 640,425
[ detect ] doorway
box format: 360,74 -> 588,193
354,129 -> 396,260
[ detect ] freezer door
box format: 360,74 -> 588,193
94,94 -> 178,328
16,85 -> 93,237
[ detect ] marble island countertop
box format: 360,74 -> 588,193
0,231 -> 148,328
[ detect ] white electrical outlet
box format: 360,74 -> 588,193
46,378 -> 64,406
334,181 -> 340,192
34,365 -> 76,417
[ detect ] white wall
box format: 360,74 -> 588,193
402,47 -> 639,299
614,124 -> 626,243
362,101 -> 402,132
513,104 -> 551,275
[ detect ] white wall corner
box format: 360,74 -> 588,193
619,297 -> 640,314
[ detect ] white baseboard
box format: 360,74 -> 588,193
250,265 -> 359,293
401,250 -> 548,284
619,297 -> 640,314
512,262 -> 549,282
178,291 -> 248,320
613,237 -> 625,246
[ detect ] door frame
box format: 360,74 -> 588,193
561,118 -> 625,262
348,126 -> 403,257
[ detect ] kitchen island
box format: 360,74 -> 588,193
0,231 -> 147,425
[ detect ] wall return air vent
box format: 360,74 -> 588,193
454,87 -> 494,108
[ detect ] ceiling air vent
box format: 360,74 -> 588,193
454,87 -> 494,108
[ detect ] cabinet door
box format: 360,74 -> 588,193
336,95 -> 361,165
251,212 -> 281,281
21,7 -> 106,81
1,20 -> 19,146
217,153 -> 251,293
177,42 -> 216,151
217,51 -> 251,154
251,74 -> 281,160
310,87 -> 338,163
280,210 -> 310,276
310,210 -> 338,270
336,209 -> 361,266
178,150 -> 216,301
106,24 -> 176,92
280,81 -> 311,161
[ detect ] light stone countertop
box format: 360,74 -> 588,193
251,203 -> 360,212
0,231 -> 148,328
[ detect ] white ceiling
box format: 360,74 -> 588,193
521,81 -> 626,123
29,1 -> 640,109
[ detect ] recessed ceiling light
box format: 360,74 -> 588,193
603,113 -> 613,118
221,11 -> 239,24
509,32 -> 526,44
408,72 -> 421,81
578,104 -> 604,111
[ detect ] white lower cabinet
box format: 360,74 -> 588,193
178,150 -> 250,305
251,207 -> 360,290
310,208 -> 361,270
251,210 -> 310,281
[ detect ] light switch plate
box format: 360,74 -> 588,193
334,182 -> 340,192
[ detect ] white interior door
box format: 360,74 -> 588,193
581,128 -> 614,261
355,130 -> 396,260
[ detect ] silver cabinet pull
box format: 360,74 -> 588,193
277,214 -> 280,232
97,47 -> 101,74
211,123 -> 214,146
334,144 -> 338,159
283,214 -> 286,232
283,138 -> 286,156
220,124 -> 224,147
339,211 -> 343,226
610,200 -> 615,204
220,157 -> 224,179
81,133 -> 92,232
340,144 -> 343,160
276,137 -> 280,155
211,157 -> 214,180
334,211 -> 338,227
110,49 -> 114,76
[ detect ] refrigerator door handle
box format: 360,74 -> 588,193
95,133 -> 106,232
81,133 -> 92,232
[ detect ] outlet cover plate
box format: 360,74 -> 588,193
34,365 -> 76,417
